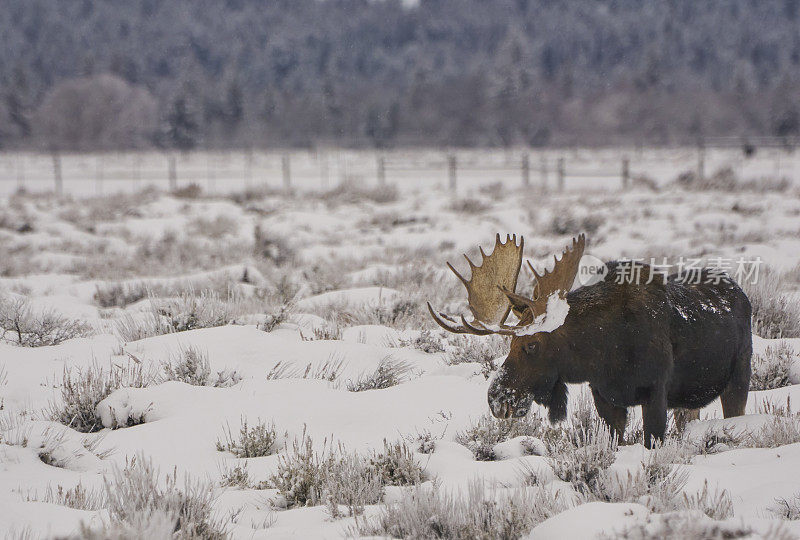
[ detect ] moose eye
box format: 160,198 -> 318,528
523,343 -> 538,355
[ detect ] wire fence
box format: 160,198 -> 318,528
0,146 -> 796,197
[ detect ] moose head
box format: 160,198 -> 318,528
427,234 -> 585,423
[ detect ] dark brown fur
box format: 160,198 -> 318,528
488,262 -> 752,448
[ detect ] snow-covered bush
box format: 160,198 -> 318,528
681,481 -> 734,520
0,296 -> 93,347
322,452 -> 383,518
219,463 -> 252,489
28,483 -> 105,511
327,298 -> 423,329
692,425 -> 745,455
271,434 -> 422,515
270,434 -> 323,507
162,346 -> 212,386
116,289 -> 245,341
265,355 -> 346,382
592,468 -> 690,513
258,300 -> 294,333
750,342 -> 796,390
216,418 -> 281,458
161,346 -> 241,388
369,439 -> 426,486
446,334 -> 507,378
72,455 -> 225,539
610,511 -> 753,540
270,434 -> 383,513
154,289 -> 243,333
358,479 -> 567,539
743,270 -> 800,338
448,197 -> 492,214
547,209 -> 603,236
50,361 -> 155,433
547,418 -> 618,493
93,282 -> 149,308
189,214 -> 238,240
747,415 -> 800,448
771,492 -> 800,520
455,413 -> 548,461
346,356 -> 414,392
400,329 -> 445,353
300,322 -> 343,341
253,223 -> 296,265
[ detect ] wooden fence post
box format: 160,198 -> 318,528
697,144 -> 705,180
206,152 -> 215,194
168,154 -> 177,191
245,148 -> 253,189
320,152 -> 329,189
133,153 -> 141,183
377,155 -> 386,186
96,154 -> 104,195
282,154 -> 291,189
448,153 -> 457,192
52,151 -> 63,196
521,153 -> 530,187
540,155 -> 548,191
557,157 -> 565,192
17,152 -> 25,190
621,157 -> 630,190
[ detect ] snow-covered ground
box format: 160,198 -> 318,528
1,165 -> 800,539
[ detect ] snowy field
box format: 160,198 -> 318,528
1,155 -> 800,539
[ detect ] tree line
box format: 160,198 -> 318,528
1,0 -> 800,151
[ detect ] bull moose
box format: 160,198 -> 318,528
427,234 -> 752,448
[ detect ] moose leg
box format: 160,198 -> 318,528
591,388 -> 627,443
641,384 -> 668,449
720,345 -> 751,418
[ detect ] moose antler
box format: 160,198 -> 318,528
428,234 -> 586,336
502,233 -> 586,323
427,234 -> 523,335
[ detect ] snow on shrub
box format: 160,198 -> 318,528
346,356 -> 414,392
265,355 -> 346,382
610,510 -> 753,540
216,418 -> 281,458
400,328 -> 446,353
368,439 -> 426,487
455,413 -> 549,461
743,270 -> 800,339
258,300 -> 294,333
115,289 -> 246,341
750,341 -> 796,390
357,479 -> 567,539
747,415 -> 800,448
26,482 -> 105,511
93,281 -> 149,308
270,433 -> 381,514
0,296 -> 93,347
771,492 -> 800,520
445,334 -> 507,378
269,432 -> 424,515
86,454 -> 226,540
50,361 -> 155,433
219,462 -> 253,489
547,418 -> 618,493
161,346 -> 241,388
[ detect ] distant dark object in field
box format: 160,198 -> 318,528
428,234 -> 752,448
742,142 -> 756,157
